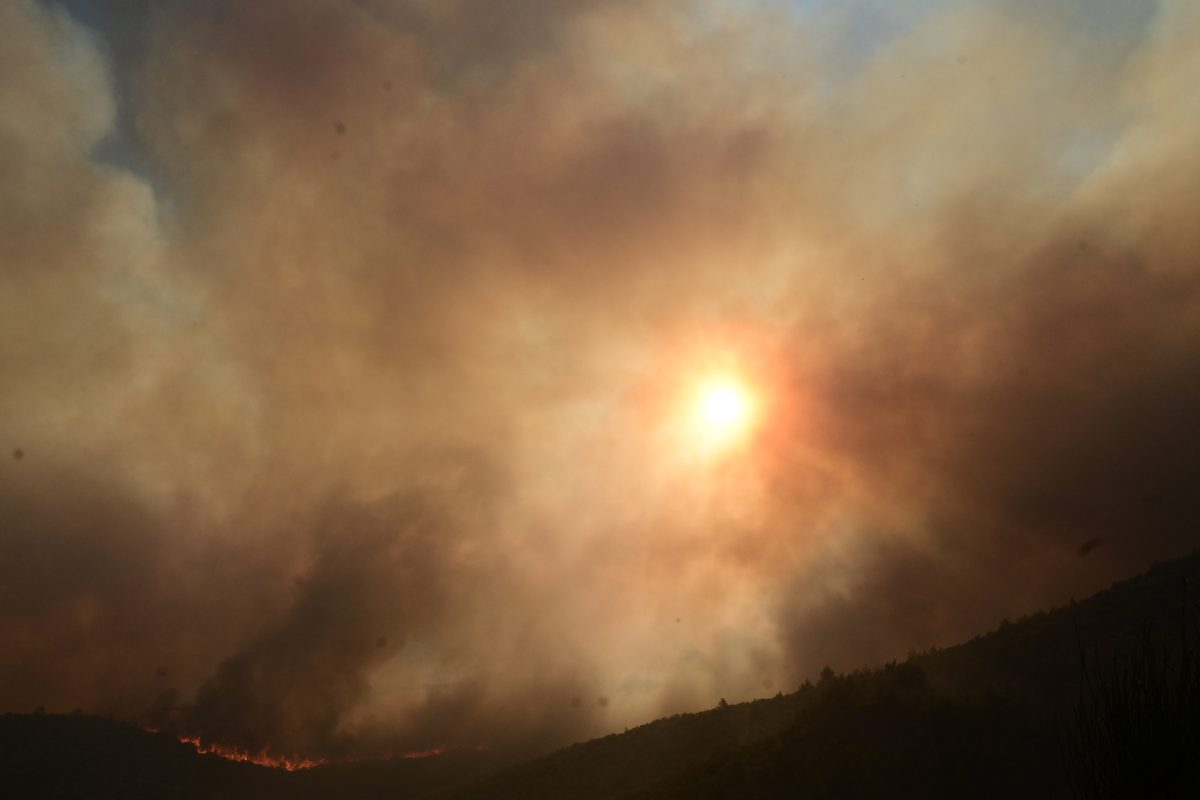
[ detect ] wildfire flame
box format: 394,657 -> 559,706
172,734 -> 454,771
178,736 -> 327,771
400,745 -> 449,759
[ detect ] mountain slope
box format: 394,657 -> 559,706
1,713 -> 495,800
5,549 -> 1199,798
2,713 -> 288,799
450,549 -> 1200,798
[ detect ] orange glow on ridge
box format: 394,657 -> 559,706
173,734 -> 454,771
178,736 -> 327,771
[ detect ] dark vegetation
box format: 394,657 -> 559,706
1066,619 -> 1200,798
5,551 -> 1200,798
625,664 -> 1064,800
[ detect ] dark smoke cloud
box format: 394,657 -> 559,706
3,0 -> 1200,760
184,491 -> 467,756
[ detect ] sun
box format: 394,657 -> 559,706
693,377 -> 753,444
700,384 -> 747,428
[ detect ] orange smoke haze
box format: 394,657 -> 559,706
2,0 -> 1200,763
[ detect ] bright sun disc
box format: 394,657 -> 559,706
695,379 -> 751,441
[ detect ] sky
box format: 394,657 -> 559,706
3,0 -> 1199,761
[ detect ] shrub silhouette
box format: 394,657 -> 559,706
1067,610 -> 1200,798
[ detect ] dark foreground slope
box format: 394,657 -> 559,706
450,549 -> 1200,799
0,713 -> 497,800
625,664 -> 1066,800
1,713 -> 287,799
450,665 -> 1066,799
5,550 -> 1199,799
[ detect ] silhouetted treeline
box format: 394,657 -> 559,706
627,662 -> 1067,799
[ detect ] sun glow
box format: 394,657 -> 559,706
693,377 -> 753,446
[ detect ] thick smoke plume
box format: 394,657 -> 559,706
3,0 -> 1199,759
